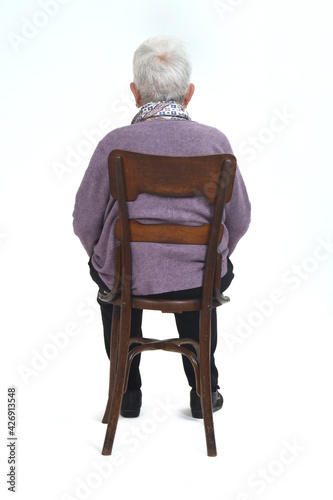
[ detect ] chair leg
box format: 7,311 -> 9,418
102,304 -> 131,455
102,306 -> 121,424
199,309 -> 217,457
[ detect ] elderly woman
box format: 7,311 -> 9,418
73,37 -> 251,418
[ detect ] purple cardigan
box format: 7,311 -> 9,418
73,119 -> 251,294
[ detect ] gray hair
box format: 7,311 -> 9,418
133,37 -> 192,105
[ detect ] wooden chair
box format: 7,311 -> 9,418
100,150 -> 236,457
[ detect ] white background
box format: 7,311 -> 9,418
1,0 -> 333,499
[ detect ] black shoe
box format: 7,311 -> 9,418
190,389 -> 223,418
120,389 -> 142,418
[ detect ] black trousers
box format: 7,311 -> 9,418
89,259 -> 234,392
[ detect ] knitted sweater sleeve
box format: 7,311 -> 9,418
222,137 -> 251,256
72,141 -> 112,256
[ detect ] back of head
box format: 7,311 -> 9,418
133,36 -> 192,105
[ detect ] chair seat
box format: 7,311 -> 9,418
109,294 -> 230,313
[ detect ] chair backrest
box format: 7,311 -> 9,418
107,150 -> 236,305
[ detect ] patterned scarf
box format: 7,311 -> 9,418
131,101 -> 191,124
